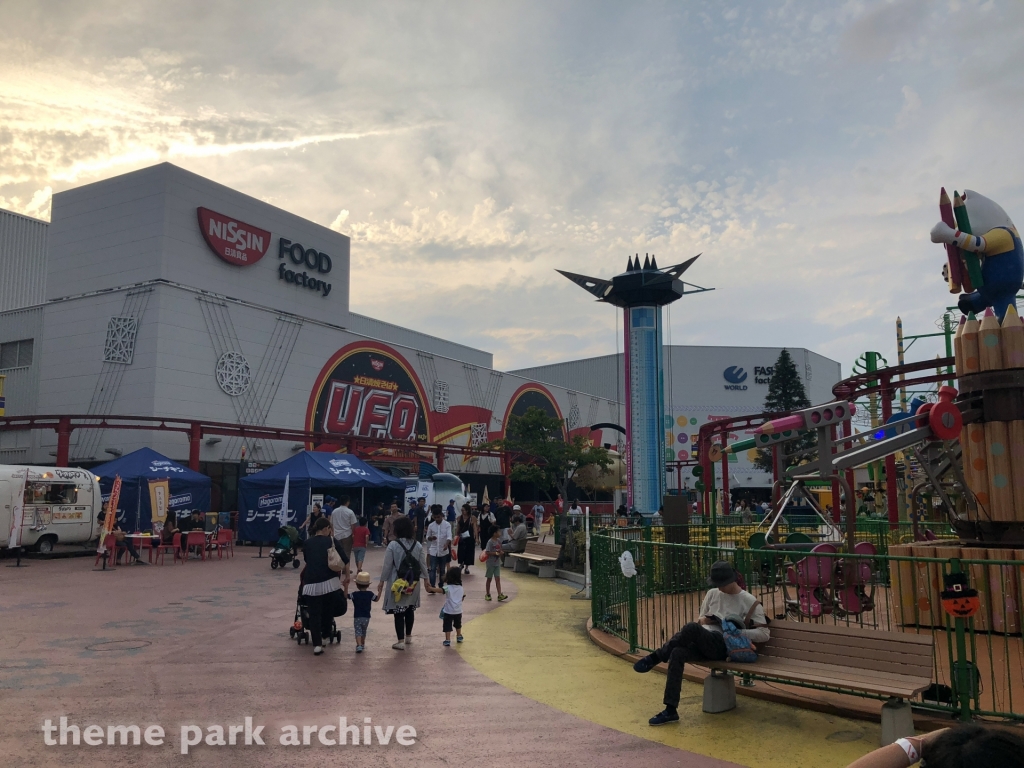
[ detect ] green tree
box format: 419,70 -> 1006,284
487,406 -> 612,501
753,349 -> 812,473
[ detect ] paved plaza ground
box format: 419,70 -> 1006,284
1,544 -> 885,767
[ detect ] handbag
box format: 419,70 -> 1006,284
329,589 -> 348,617
327,543 -> 344,573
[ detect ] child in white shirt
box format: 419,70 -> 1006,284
440,566 -> 465,646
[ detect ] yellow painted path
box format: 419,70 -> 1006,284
459,575 -> 881,768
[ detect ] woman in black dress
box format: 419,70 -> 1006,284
477,503 -> 495,551
455,504 -> 477,574
301,517 -> 343,655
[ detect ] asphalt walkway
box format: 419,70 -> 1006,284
0,544 -> 879,767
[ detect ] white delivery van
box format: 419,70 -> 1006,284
0,466 -> 103,553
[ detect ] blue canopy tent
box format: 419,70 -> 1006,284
237,451 -> 406,542
92,447 -> 212,531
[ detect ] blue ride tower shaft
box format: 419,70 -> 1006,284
624,305 -> 666,515
556,253 -> 711,517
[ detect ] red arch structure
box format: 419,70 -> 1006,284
0,414 -> 511,477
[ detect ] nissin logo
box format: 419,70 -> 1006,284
723,366 -> 748,391
197,208 -> 272,267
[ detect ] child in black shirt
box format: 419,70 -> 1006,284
349,571 -> 379,653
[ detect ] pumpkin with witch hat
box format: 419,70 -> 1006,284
941,572 -> 980,618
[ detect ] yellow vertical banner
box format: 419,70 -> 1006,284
149,479 -> 170,525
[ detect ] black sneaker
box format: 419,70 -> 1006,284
648,709 -> 679,726
633,654 -> 659,673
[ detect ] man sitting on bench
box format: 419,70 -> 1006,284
632,560 -> 769,726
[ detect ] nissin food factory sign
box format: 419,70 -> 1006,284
198,208 -> 271,266
197,207 -> 334,298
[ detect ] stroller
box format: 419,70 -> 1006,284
270,525 -> 301,570
289,586 -> 346,646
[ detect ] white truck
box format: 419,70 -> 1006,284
0,465 -> 102,553
405,472 -> 472,514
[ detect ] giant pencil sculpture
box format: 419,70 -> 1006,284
954,191 -> 984,290
1003,306 -> 1024,521
978,309 -> 1015,521
960,313 -> 991,511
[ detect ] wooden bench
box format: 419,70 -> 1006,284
506,542 -> 562,578
698,620 -> 933,745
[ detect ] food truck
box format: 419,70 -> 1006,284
0,465 -> 102,552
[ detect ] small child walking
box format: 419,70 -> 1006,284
349,571 -> 378,652
352,517 -> 371,572
440,566 -> 465,646
484,527 -> 508,602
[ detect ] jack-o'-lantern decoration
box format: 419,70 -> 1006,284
941,572 -> 980,618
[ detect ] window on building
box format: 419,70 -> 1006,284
0,339 -> 33,369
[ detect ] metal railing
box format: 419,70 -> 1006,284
591,527 -> 1024,722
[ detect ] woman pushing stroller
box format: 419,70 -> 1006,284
300,517 -> 349,655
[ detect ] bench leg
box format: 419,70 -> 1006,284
536,562 -> 556,578
880,699 -> 914,746
513,557 -> 531,573
702,670 -> 737,714
502,556 -> 515,569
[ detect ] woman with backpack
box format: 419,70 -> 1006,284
376,515 -> 440,650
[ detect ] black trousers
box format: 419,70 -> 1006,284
393,609 -> 415,640
304,594 -> 335,647
655,623 -> 728,708
442,612 -> 462,633
116,539 -> 139,562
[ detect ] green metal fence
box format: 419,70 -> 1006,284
590,528 -> 1024,722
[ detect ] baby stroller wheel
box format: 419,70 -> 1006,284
271,559 -> 279,569
289,627 -> 296,638
292,558 -> 300,568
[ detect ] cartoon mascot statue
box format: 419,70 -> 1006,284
931,188 -> 1024,321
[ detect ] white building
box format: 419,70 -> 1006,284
0,163 -> 619,508
0,162 -> 843,508
511,346 -> 842,494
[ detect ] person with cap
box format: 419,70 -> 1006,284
633,560 -> 769,726
504,512 -> 528,556
348,570 -> 379,654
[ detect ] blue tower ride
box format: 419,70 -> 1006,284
558,254 -> 711,515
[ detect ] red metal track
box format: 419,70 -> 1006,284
0,414 -> 510,473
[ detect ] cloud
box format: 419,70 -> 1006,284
839,0 -> 933,60
0,0 -> 1021,379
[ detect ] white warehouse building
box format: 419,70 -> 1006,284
0,162 -> 842,510
511,346 -> 842,496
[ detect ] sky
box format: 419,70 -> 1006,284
2,0 -> 1023,377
